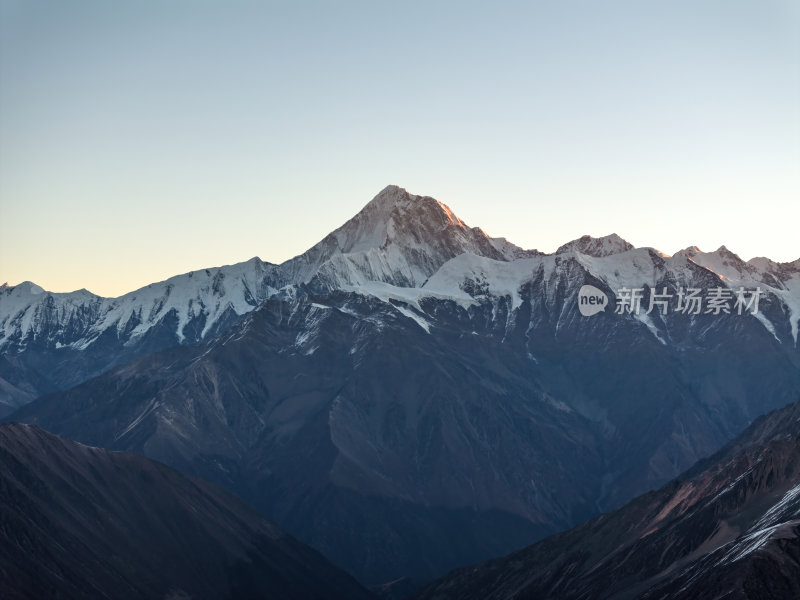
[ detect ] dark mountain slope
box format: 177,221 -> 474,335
0,423 -> 372,600
415,400 -> 800,600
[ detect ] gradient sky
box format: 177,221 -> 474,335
1,0 -> 798,297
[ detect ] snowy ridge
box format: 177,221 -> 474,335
555,233 -> 634,257
353,243 -> 799,346
2,185 -> 799,353
677,245 -> 800,343
0,257 -> 279,351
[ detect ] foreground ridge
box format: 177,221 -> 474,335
415,400 -> 800,600
0,423 -> 372,600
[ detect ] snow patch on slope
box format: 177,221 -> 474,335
423,254 -> 538,310
393,305 -> 431,333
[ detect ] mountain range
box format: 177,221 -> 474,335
4,186 -> 797,414
0,186 -> 526,411
3,185 -> 800,585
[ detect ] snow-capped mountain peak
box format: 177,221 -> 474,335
555,233 -> 634,257
278,185 -> 527,290
747,256 -> 780,273
11,281 -> 46,296
676,245 -> 757,281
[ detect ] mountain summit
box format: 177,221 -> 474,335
555,233 -> 634,257
279,185 -> 529,290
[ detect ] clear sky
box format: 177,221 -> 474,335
1,0 -> 798,297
